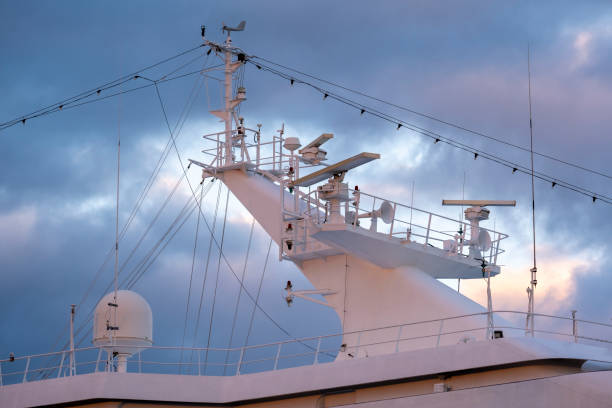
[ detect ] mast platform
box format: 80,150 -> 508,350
310,223 -> 499,278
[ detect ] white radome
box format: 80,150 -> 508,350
93,290 -> 153,355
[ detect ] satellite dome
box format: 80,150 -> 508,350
93,290 -> 153,355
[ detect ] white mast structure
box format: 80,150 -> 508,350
192,25 -> 517,358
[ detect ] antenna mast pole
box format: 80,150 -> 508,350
110,83 -> 122,351
527,44 -> 537,337
69,304 -> 76,376
223,31 -> 233,165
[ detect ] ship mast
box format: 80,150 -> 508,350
202,21 -> 247,166
223,31 -> 233,165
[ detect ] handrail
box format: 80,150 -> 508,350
294,186 -> 508,264
2,309 -> 610,385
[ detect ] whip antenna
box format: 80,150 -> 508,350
527,44 -> 537,337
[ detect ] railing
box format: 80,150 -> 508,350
2,311 -> 610,386
198,128 -> 508,265
201,129 -> 320,175
298,188 -> 508,265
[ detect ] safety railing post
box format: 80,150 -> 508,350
314,337 -> 322,364
198,349 -> 201,376
436,319 -> 445,347
95,348 -> 102,373
273,343 -> 282,370
57,351 -> 65,378
388,203 -> 397,239
138,350 -> 142,373
424,213 -> 432,246
395,325 -> 403,353
236,347 -> 245,376
0,360 -> 3,386
572,310 -> 578,343
355,332 -> 362,357
22,356 -> 30,383
494,234 -> 501,264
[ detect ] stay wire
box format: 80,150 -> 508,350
119,173 -> 188,288
149,51 -> 339,357
1,64 -> 221,131
179,184 -> 205,373
190,181 -> 223,365
130,188 -> 206,289
1,44 -> 205,130
78,170 -> 210,349
76,67 -> 202,340
40,63 -> 208,377
203,187 -> 231,374
250,55 -> 611,181
248,60 -> 612,204
243,239 -> 273,349
223,218 -> 255,375
79,179 -> 209,349
152,74 -> 305,358
190,181 -> 223,364
40,78 -> 202,377
155,77 -> 313,349
153,69 -> 304,354
126,184 -> 208,290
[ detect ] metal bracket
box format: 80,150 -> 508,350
285,288 -> 337,308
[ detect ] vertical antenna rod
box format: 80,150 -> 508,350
69,304 -> 76,376
223,31 -> 233,165
527,44 -> 537,337
111,84 -> 122,347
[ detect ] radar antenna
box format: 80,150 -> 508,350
442,200 -> 515,260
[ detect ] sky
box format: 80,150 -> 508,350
1,1 -> 611,372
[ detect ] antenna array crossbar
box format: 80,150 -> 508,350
300,133 -> 333,151
291,152 -> 380,187
442,200 -> 516,207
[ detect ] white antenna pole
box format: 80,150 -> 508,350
114,118 -> 120,303
459,171 -> 466,292
409,181 -> 415,239
69,304 -> 76,376
111,81 -> 122,351
224,31 -> 233,165
527,44 -> 537,337
486,266 -> 494,339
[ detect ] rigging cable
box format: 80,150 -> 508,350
242,238 -> 274,349
0,44 -> 206,131
249,55 -> 611,181
190,181 -> 223,367
69,180 -> 212,361
40,56 -> 209,368
203,187 -> 231,374
223,218 -> 256,375
179,183 -> 205,373
153,74 -> 317,352
126,183 -> 211,290
246,59 -> 612,204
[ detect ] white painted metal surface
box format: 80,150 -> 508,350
2,337 -> 612,407
93,290 -> 153,357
